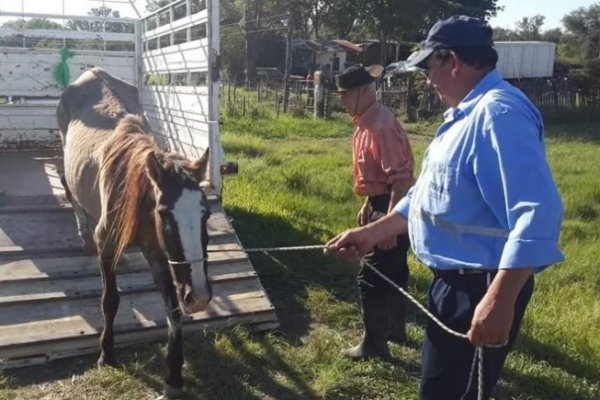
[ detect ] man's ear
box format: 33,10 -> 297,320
450,51 -> 461,78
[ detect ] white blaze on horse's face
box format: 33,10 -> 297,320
171,187 -> 211,314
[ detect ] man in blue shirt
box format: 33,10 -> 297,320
325,15 -> 564,400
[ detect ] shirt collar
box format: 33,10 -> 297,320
443,68 -> 504,123
353,101 -> 380,127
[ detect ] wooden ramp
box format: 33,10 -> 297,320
0,150 -> 278,368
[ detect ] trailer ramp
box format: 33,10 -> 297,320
0,150 -> 278,368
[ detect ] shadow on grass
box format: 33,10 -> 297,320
515,332 -> 600,384
226,206 -> 432,341
183,329 -> 319,400
498,365 -> 598,400
545,122 -> 600,144
1,352 -> 98,387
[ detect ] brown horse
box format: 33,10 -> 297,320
57,68 -> 212,398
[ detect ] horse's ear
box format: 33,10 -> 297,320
146,151 -> 163,184
189,148 -> 209,181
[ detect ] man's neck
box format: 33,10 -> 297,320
448,67 -> 493,107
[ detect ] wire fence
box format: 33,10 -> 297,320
221,75 -> 600,123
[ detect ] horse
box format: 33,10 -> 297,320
56,67 -> 212,398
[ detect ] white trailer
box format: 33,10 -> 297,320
0,0 -> 278,368
495,41 -> 556,79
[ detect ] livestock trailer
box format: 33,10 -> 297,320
0,0 -> 278,368
493,41 -> 555,79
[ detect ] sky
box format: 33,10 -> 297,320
488,0 -> 598,30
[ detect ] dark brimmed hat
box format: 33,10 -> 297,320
407,15 -> 494,69
335,64 -> 384,92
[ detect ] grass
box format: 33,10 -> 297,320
1,113 -> 599,399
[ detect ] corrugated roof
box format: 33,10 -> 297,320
293,39 -> 362,54
332,39 -> 362,54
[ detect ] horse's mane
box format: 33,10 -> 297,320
99,114 -> 157,267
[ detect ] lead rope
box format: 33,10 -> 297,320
210,244 -> 501,400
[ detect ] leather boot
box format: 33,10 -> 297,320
344,297 -> 391,361
388,290 -> 408,345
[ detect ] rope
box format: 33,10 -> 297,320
207,244 -> 326,253
210,243 -> 503,400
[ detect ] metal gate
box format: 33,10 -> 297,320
0,9 -> 137,149
139,0 -> 223,191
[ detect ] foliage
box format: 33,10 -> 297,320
562,3 -> 600,60
515,15 -> 546,40
145,0 -> 173,12
220,0 -> 502,82
0,18 -> 62,48
1,18 -> 61,30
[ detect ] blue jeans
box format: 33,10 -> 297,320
420,271 -> 534,400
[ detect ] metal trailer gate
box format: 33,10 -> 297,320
0,0 -> 278,368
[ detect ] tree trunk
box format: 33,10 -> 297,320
244,0 -> 260,85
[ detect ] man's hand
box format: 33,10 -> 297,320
467,268 -> 534,347
325,212 -> 409,262
324,227 -> 374,262
467,294 -> 513,346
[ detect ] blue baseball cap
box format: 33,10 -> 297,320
407,15 -> 494,69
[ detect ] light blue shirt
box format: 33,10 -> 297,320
395,69 -> 564,271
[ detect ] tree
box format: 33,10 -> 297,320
0,18 -> 63,48
493,26 -> 519,41
515,15 -> 545,40
145,0 -> 173,12
431,0 -> 501,21
2,18 -> 62,30
542,27 -> 563,43
563,3 -> 600,59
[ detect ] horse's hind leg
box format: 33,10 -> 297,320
141,246 -> 184,398
60,175 -> 95,254
94,219 -> 120,367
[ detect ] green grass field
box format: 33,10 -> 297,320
1,114 -> 599,400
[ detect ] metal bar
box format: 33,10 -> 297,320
0,11 -> 137,23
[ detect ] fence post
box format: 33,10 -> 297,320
406,74 -> 417,123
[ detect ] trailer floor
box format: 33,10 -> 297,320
0,149 -> 278,368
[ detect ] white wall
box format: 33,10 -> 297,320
495,41 -> 556,79
0,48 -> 136,98
0,48 -> 136,149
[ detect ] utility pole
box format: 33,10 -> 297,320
282,14 -> 292,113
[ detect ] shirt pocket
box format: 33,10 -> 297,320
422,163 -> 458,215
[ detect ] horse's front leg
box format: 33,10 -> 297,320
142,249 -> 184,399
95,222 -> 120,367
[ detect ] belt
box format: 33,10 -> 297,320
430,268 -> 497,277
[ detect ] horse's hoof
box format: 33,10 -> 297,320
163,384 -> 183,399
97,355 -> 116,368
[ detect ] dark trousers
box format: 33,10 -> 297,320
420,272 -> 535,400
357,194 -> 410,300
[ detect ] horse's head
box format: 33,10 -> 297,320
146,149 -> 212,315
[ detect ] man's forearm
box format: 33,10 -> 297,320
388,177 -> 414,213
487,268 -> 535,305
364,211 -> 408,242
